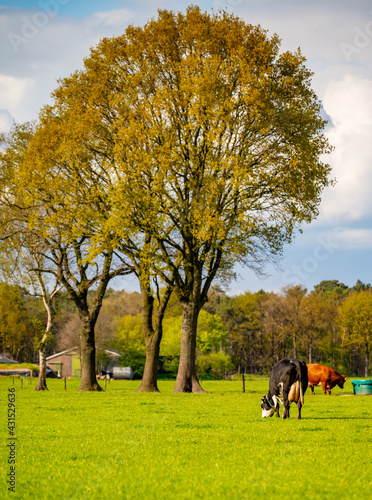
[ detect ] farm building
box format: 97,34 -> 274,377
46,347 -> 124,378
100,348 -> 125,376
46,347 -> 80,378
0,356 -> 58,377
0,356 -> 35,376
0,357 -> 38,377
0,356 -> 19,364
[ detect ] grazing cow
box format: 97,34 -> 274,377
261,359 -> 308,419
307,364 -> 347,395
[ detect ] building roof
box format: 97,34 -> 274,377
47,347 -> 123,361
103,349 -> 122,358
46,347 -> 79,361
0,356 -> 19,364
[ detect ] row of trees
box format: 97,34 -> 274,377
1,279 -> 370,379
0,7 -> 332,392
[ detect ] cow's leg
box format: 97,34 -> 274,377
274,401 -> 280,418
282,392 -> 290,419
297,399 -> 302,419
282,402 -> 290,419
321,381 -> 327,394
309,383 -> 315,395
273,395 -> 280,417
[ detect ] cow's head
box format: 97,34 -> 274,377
338,376 -> 347,388
261,395 -> 275,418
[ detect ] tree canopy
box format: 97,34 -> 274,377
0,6 -> 333,391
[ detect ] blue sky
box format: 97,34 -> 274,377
1,0 -> 372,294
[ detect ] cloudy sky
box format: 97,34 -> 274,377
1,0 -> 372,294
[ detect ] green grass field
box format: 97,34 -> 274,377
1,376 -> 371,499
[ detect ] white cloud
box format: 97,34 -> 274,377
0,74 -> 32,107
0,74 -> 33,131
319,75 -> 372,222
86,9 -> 133,28
0,7 -> 135,129
332,227 -> 372,249
0,109 -> 14,132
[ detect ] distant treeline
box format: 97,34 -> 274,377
0,279 -> 371,377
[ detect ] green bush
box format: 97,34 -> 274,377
197,352 -> 233,379
196,354 -> 211,374
162,356 -> 179,376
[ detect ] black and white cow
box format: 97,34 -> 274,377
261,359 -> 308,419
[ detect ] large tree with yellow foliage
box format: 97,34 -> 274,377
7,7 -> 332,392
101,7 -> 330,392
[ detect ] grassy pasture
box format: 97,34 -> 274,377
1,377 -> 371,499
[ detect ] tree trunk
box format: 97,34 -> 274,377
293,336 -> 297,359
136,284 -> 159,393
365,349 -> 369,378
173,300 -> 206,393
136,275 -> 172,392
35,273 -> 54,392
137,335 -> 161,392
78,319 -> 103,392
308,345 -> 312,364
35,347 -> 48,391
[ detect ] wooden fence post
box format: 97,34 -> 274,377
64,377 -> 67,390
20,377 -> 23,389
242,374 -> 245,393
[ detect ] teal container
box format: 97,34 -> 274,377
351,379 -> 372,395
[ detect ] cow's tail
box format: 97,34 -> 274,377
293,360 -> 304,405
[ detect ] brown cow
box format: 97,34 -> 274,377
307,363 -> 347,395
